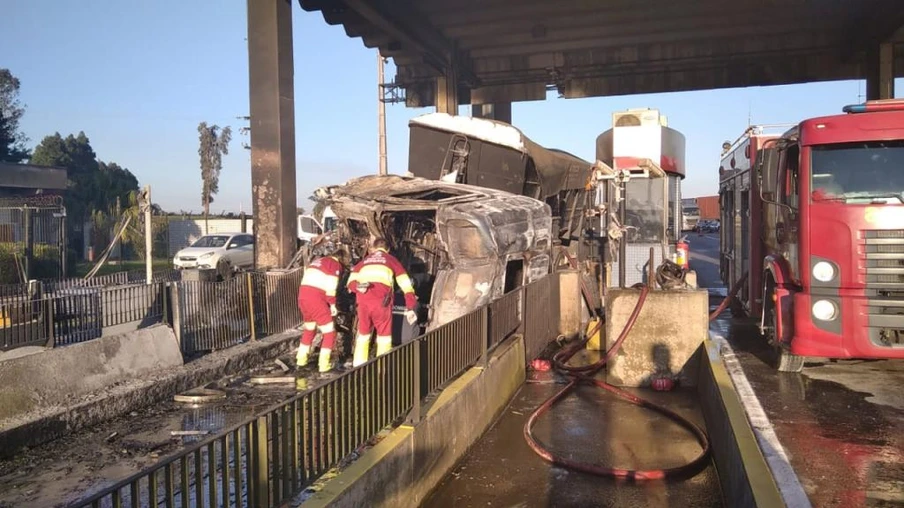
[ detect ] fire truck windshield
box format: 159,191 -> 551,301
811,140 -> 904,203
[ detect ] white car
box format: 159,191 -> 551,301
173,233 -> 255,272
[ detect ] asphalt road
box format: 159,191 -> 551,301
689,233 -> 904,508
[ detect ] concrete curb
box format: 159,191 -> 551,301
708,332 -> 813,508
0,329 -> 300,458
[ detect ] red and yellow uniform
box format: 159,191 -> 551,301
297,255 -> 342,371
347,248 -> 416,366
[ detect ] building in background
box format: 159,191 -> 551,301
0,163 -> 68,198
695,195 -> 719,220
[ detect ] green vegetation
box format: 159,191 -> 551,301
0,243 -> 62,284
73,259 -> 172,278
0,69 -> 30,163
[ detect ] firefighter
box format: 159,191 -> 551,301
296,241 -> 343,373
347,238 -> 417,367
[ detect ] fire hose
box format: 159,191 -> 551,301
522,270 -> 751,480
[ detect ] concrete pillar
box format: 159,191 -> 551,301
866,42 -> 895,100
247,0 -> 297,269
471,103 -> 512,124
435,68 -> 459,115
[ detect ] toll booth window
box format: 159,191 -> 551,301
623,179 -> 666,243
811,140 -> 904,203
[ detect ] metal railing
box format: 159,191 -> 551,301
0,292 -> 50,350
173,270 -> 304,355
489,288 -> 522,348
251,269 -> 303,337
522,275 -> 561,363
100,283 -> 166,329
72,271 -> 564,508
175,276 -> 252,354
424,309 -> 486,394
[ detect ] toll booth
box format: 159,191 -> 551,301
595,109 -> 686,288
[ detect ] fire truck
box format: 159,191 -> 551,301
719,99 -> 904,372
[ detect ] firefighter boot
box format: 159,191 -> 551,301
353,335 -> 371,367
296,344 -> 311,367
376,335 -> 393,357
318,348 -> 333,373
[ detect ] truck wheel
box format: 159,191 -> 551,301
765,283 -> 805,373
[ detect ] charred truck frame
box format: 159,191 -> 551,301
407,109 -> 687,303
314,175 -> 551,335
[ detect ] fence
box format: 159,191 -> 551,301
175,277 -> 253,354
72,271 -> 563,508
0,266 -> 303,354
0,196 -> 67,282
173,270 -> 303,355
250,269 -> 303,337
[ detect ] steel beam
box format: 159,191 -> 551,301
866,42 -> 896,100
331,0 -> 478,86
247,0 -> 297,269
435,68 -> 459,114
471,103 -> 512,124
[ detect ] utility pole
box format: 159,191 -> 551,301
377,52 -> 388,176
143,185 -> 153,284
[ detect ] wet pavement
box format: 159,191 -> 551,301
689,233 -> 904,508
424,351 -> 721,508
0,357 -> 322,507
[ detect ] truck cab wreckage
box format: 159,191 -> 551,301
312,175 -> 552,334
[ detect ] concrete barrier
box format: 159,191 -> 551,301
0,327 -> 300,457
697,340 -> 786,508
0,325 -> 183,423
606,288 -> 708,387
303,336 -> 526,508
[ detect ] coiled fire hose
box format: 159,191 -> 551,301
522,270 -> 750,480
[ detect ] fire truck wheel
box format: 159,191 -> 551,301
764,278 -> 805,373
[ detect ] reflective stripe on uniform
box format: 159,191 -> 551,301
376,335 -> 392,356
395,273 -> 415,294
301,269 -> 339,296
355,264 -> 395,287
303,322 -> 317,331
318,321 -> 335,334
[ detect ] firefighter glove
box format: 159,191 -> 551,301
405,310 -> 417,325
330,304 -> 338,317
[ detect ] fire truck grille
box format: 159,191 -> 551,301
864,230 -> 904,288
867,301 -> 904,348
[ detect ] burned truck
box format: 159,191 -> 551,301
408,113 -> 597,267
313,175 -> 552,331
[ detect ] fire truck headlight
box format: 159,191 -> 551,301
812,261 -> 836,282
812,299 -> 837,321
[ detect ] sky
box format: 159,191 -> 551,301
4,0 -> 901,213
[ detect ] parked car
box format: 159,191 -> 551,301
173,233 -> 255,275
694,220 -> 720,233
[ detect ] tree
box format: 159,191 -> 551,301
198,122 -> 232,228
0,69 -> 29,163
31,132 -> 139,223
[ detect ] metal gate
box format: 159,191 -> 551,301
0,195 -> 67,282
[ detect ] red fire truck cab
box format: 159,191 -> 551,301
719,99 -> 904,372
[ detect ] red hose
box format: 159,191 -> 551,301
522,274 -> 748,481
